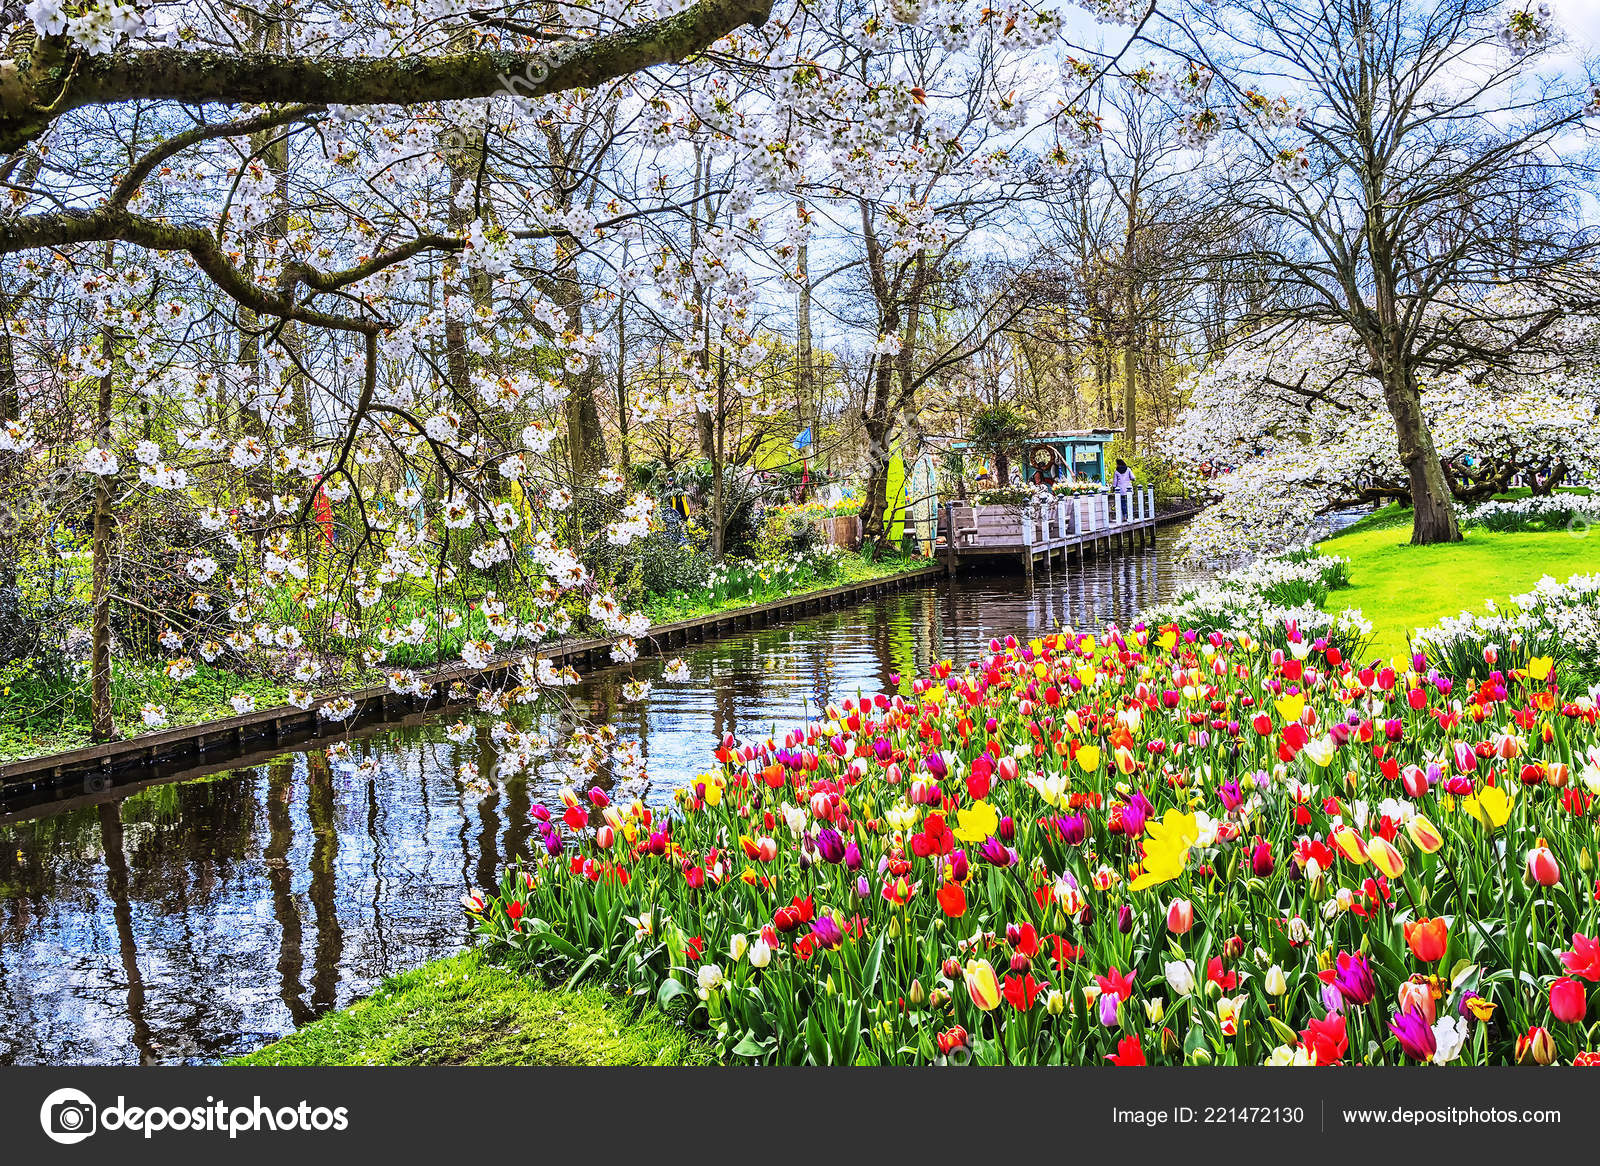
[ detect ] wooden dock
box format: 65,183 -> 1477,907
939,488 -> 1163,581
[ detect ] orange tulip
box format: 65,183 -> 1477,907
1404,916 -> 1449,963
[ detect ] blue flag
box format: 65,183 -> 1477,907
793,427 -> 812,450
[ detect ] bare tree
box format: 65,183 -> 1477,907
1168,0 -> 1600,544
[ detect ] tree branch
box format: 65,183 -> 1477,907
0,0 -> 774,152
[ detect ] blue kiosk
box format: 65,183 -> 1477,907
1021,430 -> 1116,487
956,429 -> 1116,488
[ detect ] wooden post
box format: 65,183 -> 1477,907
1022,508 -> 1035,586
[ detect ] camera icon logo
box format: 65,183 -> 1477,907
40,1088 -> 97,1145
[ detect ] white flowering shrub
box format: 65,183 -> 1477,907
1414,572 -> 1600,682
1142,548 -> 1373,658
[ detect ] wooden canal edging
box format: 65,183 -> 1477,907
940,487 -> 1185,582
0,562 -> 947,805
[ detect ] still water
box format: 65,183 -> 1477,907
1,527 -> 1201,1065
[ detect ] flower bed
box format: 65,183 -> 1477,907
470,623 -> 1600,1066
1413,572 -> 1600,684
1142,549 -> 1372,658
1463,494 -> 1600,533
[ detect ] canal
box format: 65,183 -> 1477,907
0,525 -> 1201,1065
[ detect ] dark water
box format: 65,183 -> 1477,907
0,526 -> 1200,1065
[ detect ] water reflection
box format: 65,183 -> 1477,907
0,525 -> 1200,1065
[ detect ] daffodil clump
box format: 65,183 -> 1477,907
470,624 -> 1600,1066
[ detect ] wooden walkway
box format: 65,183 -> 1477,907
940,488 -> 1164,581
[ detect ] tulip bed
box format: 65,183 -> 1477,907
470,625 -> 1600,1066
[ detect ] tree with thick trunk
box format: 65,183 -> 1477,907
1170,0 -> 1600,545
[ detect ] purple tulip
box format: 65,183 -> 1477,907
1332,951 -> 1376,1005
1320,982 -> 1345,1014
1057,814 -> 1087,845
843,840 -> 862,871
978,836 -> 1013,867
815,827 -> 846,865
810,914 -> 844,950
1099,992 -> 1121,1027
1389,1007 -> 1436,1062
1116,904 -> 1133,934
948,848 -> 970,883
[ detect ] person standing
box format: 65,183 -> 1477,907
1112,458 -> 1135,521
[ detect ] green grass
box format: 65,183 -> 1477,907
642,548 -> 932,623
1318,503 -> 1600,658
229,951 -> 716,1067
0,551 -> 939,764
0,663 -> 296,762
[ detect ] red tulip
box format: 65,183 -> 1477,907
937,882 -> 967,918
1550,977 -> 1588,1024
1166,898 -> 1194,935
1105,1034 -> 1146,1066
1526,840 -> 1561,887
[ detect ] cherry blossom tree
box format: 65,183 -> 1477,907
1159,0 -> 1600,544
1162,295 -> 1600,562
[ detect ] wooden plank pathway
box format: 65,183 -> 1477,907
940,487 -> 1165,582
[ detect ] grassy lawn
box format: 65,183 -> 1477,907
1318,503 -> 1600,657
230,951 -> 715,1067
0,664 -> 298,763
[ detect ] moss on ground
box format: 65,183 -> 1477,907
229,951 -> 715,1067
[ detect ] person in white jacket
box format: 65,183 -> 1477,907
1112,458 -> 1135,521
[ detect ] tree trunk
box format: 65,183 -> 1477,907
795,216 -> 815,447
1380,365 -> 1460,545
1122,334 -> 1138,450
709,349 -> 727,558
90,324 -> 117,742
615,280 -> 630,474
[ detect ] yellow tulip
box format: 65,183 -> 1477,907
1329,825 -> 1368,865
1076,744 -> 1101,773
1129,808 -> 1200,891
953,800 -> 1000,843
1366,835 -> 1405,879
1406,813 -> 1445,854
1461,783 -> 1515,830
1528,656 -> 1554,682
1274,693 -> 1305,724
963,958 -> 1002,1011
1157,629 -> 1177,652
